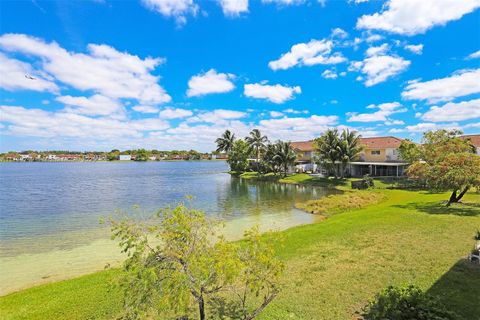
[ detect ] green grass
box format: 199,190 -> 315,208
1,187 -> 479,319
296,190 -> 386,217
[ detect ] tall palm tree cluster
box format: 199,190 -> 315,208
314,129 -> 363,178
215,129 -> 296,176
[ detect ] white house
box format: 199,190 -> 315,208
119,155 -> 132,161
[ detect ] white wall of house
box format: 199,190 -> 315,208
385,148 -> 400,161
119,155 -> 131,161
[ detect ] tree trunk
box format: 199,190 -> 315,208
198,294 -> 205,320
446,190 -> 458,206
455,186 -> 469,202
447,186 -> 470,206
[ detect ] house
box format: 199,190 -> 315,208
290,141 -> 317,172
119,154 -> 132,161
460,134 -> 480,155
290,136 -> 408,177
349,136 -> 408,177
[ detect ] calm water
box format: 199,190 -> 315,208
0,161 -> 334,294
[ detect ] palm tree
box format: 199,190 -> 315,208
314,129 -> 341,178
338,129 -> 363,178
263,143 -> 280,174
274,141 -> 296,177
215,130 -> 236,154
246,129 -> 268,171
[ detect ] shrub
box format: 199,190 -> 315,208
362,285 -> 461,320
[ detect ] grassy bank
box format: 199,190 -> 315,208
1,178 -> 479,319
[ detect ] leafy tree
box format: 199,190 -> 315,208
246,129 -> 269,172
314,129 -> 341,178
362,285 -> 460,320
215,130 -> 236,154
273,141 -> 296,177
338,129 -> 363,178
109,204 -> 283,320
399,130 -> 480,205
227,140 -> 251,172
262,143 -> 281,175
134,149 -> 149,161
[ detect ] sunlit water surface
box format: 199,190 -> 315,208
0,161 -> 335,295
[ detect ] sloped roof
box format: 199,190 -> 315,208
290,140 -> 314,151
460,134 -> 480,147
290,136 -> 404,151
359,136 -> 404,149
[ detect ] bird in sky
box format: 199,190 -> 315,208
25,74 -> 37,80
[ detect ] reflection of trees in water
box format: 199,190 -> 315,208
217,177 -> 336,218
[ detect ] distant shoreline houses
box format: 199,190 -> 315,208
0,151 -> 228,162
291,134 -> 480,178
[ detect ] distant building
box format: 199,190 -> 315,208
119,155 -> 132,161
460,134 -> 480,155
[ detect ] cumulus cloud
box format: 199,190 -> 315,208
56,94 -> 125,117
159,107 -> 193,119
269,111 -> 284,117
350,55 -> 410,86
421,98 -> 480,122
0,33 -> 171,105
218,0 -> 248,16
347,102 -> 406,122
141,0 -> 199,25
132,105 -> 160,113
321,69 -> 338,79
357,0 -> 480,36
390,122 -> 460,133
402,69 -> 480,103
262,0 -> 306,6
0,105 -> 169,139
186,69 -> 235,97
0,53 -> 58,93
187,109 -> 247,124
467,50 -> 480,59
404,44 -> 423,55
244,82 -> 301,103
268,37 -> 346,71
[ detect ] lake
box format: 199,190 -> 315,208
0,161 -> 334,295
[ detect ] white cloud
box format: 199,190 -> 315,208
268,38 -> 346,71
283,108 -> 309,114
347,102 -> 406,122
467,50 -> 480,59
159,107 -> 193,119
390,122 -> 460,133
56,94 -> 124,117
365,34 -> 383,43
262,0 -> 305,6
244,82 -> 301,104
132,105 -> 160,113
402,69 -> 480,103
0,105 -> 169,140
0,53 -> 58,93
365,43 -> 390,57
321,69 -> 338,79
269,111 -> 284,117
218,0 -> 248,16
0,34 -> 171,105
187,109 -> 247,123
357,0 -> 480,36
141,0 -> 199,25
186,69 -> 235,97
421,98 -> 480,122
350,55 -> 410,86
404,44 -> 423,55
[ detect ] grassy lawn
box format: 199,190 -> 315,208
1,177 -> 479,319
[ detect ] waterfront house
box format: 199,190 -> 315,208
290,136 -> 408,177
460,134 -> 480,155
119,154 -> 132,161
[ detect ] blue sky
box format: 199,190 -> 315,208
0,0 -> 479,152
